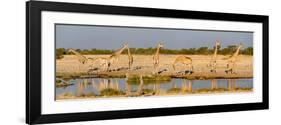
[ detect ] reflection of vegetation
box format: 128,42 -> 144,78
56,82 -> 74,88
195,88 -> 214,93
194,87 -> 253,93
59,92 -> 74,97
56,46 -> 253,58
142,89 -> 155,95
56,79 -> 62,83
167,88 -> 181,93
233,87 -> 253,91
78,92 -> 96,97
100,88 -> 124,96
127,75 -> 171,85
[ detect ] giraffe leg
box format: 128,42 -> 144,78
153,62 -> 159,75
107,62 -> 111,71
232,62 -> 237,74
78,64 -> 80,73
183,64 -> 187,75
188,64 -> 193,74
103,62 -> 107,71
128,61 -> 131,70
152,63 -> 156,74
155,63 -> 159,74
213,61 -> 217,73
188,64 -> 191,74
226,62 -> 231,74
210,61 -> 214,72
227,62 -> 234,74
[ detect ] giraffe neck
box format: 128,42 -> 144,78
155,46 -> 161,57
70,50 -> 86,60
127,47 -> 131,57
232,46 -> 241,57
213,44 -> 218,58
112,45 -> 127,56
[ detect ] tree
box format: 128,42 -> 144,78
56,46 -> 253,56
220,45 -> 237,55
56,48 -> 66,59
241,47 -> 253,55
196,47 -> 210,55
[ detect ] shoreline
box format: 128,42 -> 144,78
56,71 -> 253,80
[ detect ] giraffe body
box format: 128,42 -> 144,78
173,55 -> 193,74
107,43 -> 129,70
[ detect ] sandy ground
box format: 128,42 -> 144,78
56,54 -> 253,79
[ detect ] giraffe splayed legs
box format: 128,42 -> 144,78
173,55 -> 193,75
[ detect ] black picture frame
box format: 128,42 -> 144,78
26,1 -> 269,124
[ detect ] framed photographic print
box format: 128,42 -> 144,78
26,1 -> 269,124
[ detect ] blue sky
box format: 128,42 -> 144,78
56,24 -> 253,50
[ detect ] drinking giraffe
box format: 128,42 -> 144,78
67,48 -> 93,72
173,55 -> 193,74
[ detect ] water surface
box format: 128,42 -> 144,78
56,78 -> 253,99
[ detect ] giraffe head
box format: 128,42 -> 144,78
67,48 -> 75,53
238,43 -> 243,49
157,43 -> 164,48
215,40 -> 221,49
122,42 -> 129,48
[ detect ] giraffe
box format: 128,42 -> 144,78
152,43 -> 164,74
225,43 -> 243,74
68,48 -> 88,64
91,57 -> 113,71
127,45 -> 134,70
172,55 -> 193,74
209,40 -> 221,73
67,48 -> 93,72
110,43 -> 128,63
91,43 -> 129,71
